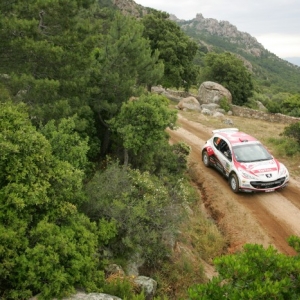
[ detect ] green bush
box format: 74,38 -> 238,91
282,122 -> 300,145
0,102 -> 106,299
103,276 -> 139,299
188,241 -> 300,299
268,136 -> 300,156
219,97 -> 231,112
82,161 -> 188,264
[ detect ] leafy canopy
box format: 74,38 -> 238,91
0,102 -> 110,299
142,11 -> 198,90
109,94 -> 177,168
188,239 -> 300,299
204,52 -> 254,105
82,161 -> 186,264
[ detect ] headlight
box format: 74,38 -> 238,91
279,165 -> 288,177
240,170 -> 257,180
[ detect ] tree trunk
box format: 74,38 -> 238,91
101,127 -> 111,156
124,148 -> 129,167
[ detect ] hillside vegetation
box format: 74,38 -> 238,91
174,14 -> 300,94
1,0 -> 300,299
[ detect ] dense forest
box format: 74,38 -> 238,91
1,0 -> 300,299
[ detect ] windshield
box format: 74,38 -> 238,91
232,143 -> 273,163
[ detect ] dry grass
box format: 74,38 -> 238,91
154,106 -> 300,299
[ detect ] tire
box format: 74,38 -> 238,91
229,173 -> 240,193
202,150 -> 211,167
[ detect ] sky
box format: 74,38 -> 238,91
134,0 -> 300,59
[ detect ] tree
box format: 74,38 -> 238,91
0,0 -> 100,160
82,161 -> 183,264
88,12 -> 164,155
40,116 -> 90,170
204,52 -> 254,105
281,94 -> 300,117
188,238 -> 300,299
108,94 -> 177,167
142,11 -> 198,90
282,121 -> 300,146
0,102 -> 111,299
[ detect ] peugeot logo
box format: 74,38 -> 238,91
266,174 -> 272,178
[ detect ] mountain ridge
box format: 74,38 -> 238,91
111,0 -> 300,92
284,57 -> 300,67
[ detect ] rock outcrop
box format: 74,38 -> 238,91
177,96 -> 201,111
198,81 -> 232,104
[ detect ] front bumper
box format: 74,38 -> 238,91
239,176 -> 289,192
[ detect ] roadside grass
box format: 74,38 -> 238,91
154,196 -> 226,299
155,104 -> 299,299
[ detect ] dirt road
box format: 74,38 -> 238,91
168,114 -> 300,256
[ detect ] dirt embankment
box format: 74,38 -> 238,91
168,114 -> 300,256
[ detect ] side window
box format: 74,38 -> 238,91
214,137 -> 232,161
213,137 -> 221,148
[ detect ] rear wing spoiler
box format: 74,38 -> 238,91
212,128 -> 239,133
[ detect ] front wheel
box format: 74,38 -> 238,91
202,150 -> 211,167
229,173 -> 239,193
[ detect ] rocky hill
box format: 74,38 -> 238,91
107,0 -> 300,93
171,13 -> 264,57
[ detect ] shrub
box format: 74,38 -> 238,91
83,162 -> 185,264
282,122 -> 300,145
219,97 -> 231,112
188,241 -> 300,299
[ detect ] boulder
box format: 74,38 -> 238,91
201,108 -> 213,116
177,96 -> 201,111
151,85 -> 165,94
198,81 -> 232,104
224,118 -> 234,125
134,276 -> 157,300
62,293 -> 122,300
201,103 -> 219,111
105,264 -> 125,277
256,101 -> 268,112
30,292 -> 122,300
213,111 -> 225,119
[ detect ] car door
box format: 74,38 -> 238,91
213,137 -> 232,176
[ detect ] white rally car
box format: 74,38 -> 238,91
202,128 -> 289,193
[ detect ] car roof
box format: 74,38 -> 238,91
213,128 -> 258,145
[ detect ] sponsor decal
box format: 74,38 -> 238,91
253,168 -> 277,173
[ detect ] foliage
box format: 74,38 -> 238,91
0,102 -> 109,299
281,94 -> 300,117
103,274 -> 142,300
268,136 -> 300,157
109,94 -> 177,169
155,256 -> 205,300
0,0 -> 101,160
282,122 -> 300,145
142,11 -> 198,90
203,52 -> 254,105
219,97 -> 231,112
179,20 -> 300,95
188,242 -> 300,299
0,0 -> 92,115
82,161 -> 186,264
264,93 -> 300,116
88,11 -> 164,155
40,116 -> 90,170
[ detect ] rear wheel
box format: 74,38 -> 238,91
229,173 -> 239,193
202,151 -> 211,167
